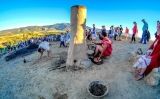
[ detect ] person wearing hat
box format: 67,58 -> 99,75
140,19 -> 148,44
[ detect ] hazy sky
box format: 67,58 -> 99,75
0,0 -> 160,39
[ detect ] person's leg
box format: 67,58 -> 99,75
93,45 -> 100,56
135,68 -> 146,80
60,41 -> 62,47
115,34 -> 117,40
39,51 -> 43,59
93,45 -> 103,62
133,34 -> 136,43
139,68 -> 146,75
131,34 -> 134,43
119,32 -> 122,40
126,34 -> 128,40
114,34 -> 116,40
62,41 -> 66,47
59,41 -> 62,47
140,33 -> 144,43
47,50 -> 51,58
143,36 -> 147,44
144,52 -> 160,76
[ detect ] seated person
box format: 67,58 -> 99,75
38,40 -> 51,59
134,36 -> 160,80
90,32 -> 112,64
132,50 -> 152,80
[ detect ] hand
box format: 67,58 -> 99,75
97,57 -> 101,61
92,41 -> 95,44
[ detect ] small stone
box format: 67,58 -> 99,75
145,71 -> 160,86
146,76 -> 158,86
87,50 -> 94,55
80,59 -> 92,69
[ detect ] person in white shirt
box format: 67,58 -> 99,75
65,31 -> 71,47
92,24 -> 98,40
132,50 -> 152,80
38,40 -> 51,59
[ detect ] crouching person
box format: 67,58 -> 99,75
38,40 -> 51,59
90,32 -> 112,64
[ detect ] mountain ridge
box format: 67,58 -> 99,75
0,23 -> 94,36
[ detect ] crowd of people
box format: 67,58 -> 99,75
85,19 -> 151,44
132,20 -> 160,80
1,19 -> 160,81
0,35 -> 60,55
85,19 -> 160,81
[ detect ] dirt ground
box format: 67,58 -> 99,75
0,41 -> 160,99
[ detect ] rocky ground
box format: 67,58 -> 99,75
0,41 -> 160,99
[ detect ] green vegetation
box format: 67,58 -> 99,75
0,26 -> 65,48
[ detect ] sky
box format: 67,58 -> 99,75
0,0 -> 160,39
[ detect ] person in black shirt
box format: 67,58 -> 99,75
119,25 -> 123,40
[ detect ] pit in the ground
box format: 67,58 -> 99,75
89,82 -> 107,96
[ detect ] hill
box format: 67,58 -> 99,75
0,23 -> 93,36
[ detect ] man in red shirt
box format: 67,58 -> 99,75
131,22 -> 138,43
90,31 -> 112,64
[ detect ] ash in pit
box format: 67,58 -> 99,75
89,82 -> 107,96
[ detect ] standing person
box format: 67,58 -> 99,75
125,27 -> 129,40
101,25 -> 107,34
131,22 -> 138,43
59,33 -> 66,47
114,27 -> 118,40
140,19 -> 148,44
65,30 -> 71,47
119,25 -> 123,41
117,27 -> 121,41
92,24 -> 98,40
155,21 -> 160,39
87,29 -> 92,40
108,26 -> 114,39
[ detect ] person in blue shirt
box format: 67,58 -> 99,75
140,19 -> 148,44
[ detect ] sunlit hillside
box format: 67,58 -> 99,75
0,23 -> 71,48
